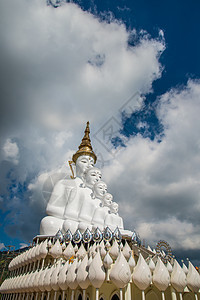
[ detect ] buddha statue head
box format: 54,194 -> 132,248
101,192 -> 113,207
83,167 -> 102,189
92,181 -> 107,200
109,201 -> 119,214
75,155 -> 95,178
70,122 -> 97,179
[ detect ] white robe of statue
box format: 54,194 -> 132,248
46,178 -> 77,218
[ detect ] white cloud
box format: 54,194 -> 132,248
137,218 -> 200,250
2,139 -> 19,165
103,80 -> 200,251
0,243 -> 7,251
53,131 -> 73,148
0,0 -> 164,139
20,243 -> 29,249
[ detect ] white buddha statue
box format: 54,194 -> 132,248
40,122 -> 97,235
78,168 -> 102,232
104,201 -> 124,231
92,192 -> 112,231
40,121 -> 133,237
63,167 -> 102,233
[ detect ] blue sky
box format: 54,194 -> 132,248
77,0 -> 200,140
54,0 -> 200,89
0,0 -> 200,267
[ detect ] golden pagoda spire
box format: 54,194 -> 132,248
72,121 -> 97,163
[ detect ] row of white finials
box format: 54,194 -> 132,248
0,238 -> 200,300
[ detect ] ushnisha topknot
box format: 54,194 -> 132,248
72,121 -> 97,164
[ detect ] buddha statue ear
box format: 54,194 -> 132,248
68,161 -> 76,179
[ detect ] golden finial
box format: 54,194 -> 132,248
72,121 -> 97,163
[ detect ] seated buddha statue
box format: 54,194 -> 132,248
77,179 -> 107,232
104,202 -> 133,237
63,167 -> 102,233
92,192 -> 113,231
40,121 -> 132,237
40,122 -> 97,235
104,201 -> 124,231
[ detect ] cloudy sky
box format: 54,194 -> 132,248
0,0 -> 200,265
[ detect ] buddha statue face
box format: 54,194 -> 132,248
93,181 -> 107,199
102,193 -> 113,207
76,155 -> 95,178
110,202 -> 119,214
84,167 -> 102,189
